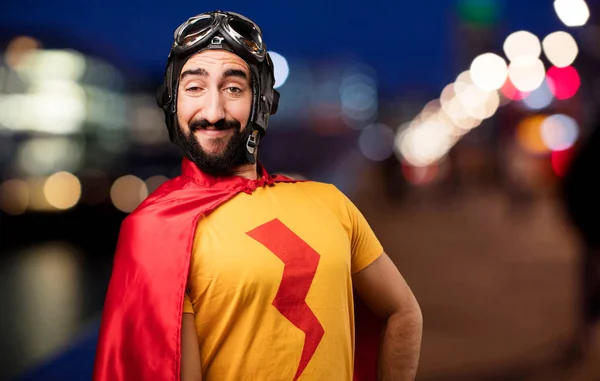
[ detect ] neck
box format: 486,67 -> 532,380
229,163 -> 258,180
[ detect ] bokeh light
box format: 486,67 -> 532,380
497,86 -> 513,106
27,177 -> 52,211
1,179 -> 29,215
516,114 -> 551,154
16,137 -> 84,176
540,113 -> 579,151
522,78 -> 554,110
508,57 -> 545,92
110,175 -> 148,213
4,36 -> 41,69
551,147 -> 575,177
145,175 -> 169,195
358,123 -> 395,161
542,31 -> 579,68
15,49 -> 86,82
14,242 -> 83,358
442,73 -> 483,128
500,77 -> 529,101
456,72 -> 488,117
546,66 -> 580,99
440,83 -> 456,112
417,99 -> 442,122
439,83 -> 482,131
43,172 -> 81,210
268,51 -> 289,89
461,89 -> 499,120
401,162 -> 439,185
340,72 -> 378,124
554,0 -> 590,27
503,30 -> 541,61
469,53 -> 508,91
396,120 -> 456,167
0,79 -> 87,134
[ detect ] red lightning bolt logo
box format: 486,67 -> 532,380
246,218 -> 324,381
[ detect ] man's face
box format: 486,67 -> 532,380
175,49 -> 253,175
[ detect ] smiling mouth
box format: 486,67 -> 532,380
195,128 -> 232,137
192,125 -> 234,132
205,126 -> 229,130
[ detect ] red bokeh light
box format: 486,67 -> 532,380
401,162 -> 439,185
551,147 -> 575,177
500,77 -> 530,101
546,66 -> 580,100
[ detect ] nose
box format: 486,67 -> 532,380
201,88 -> 226,125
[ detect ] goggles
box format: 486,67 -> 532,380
172,11 -> 266,62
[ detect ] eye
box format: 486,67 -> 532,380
226,86 -> 242,94
186,86 -> 202,92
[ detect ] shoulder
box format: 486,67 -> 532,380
277,180 -> 355,219
275,180 -> 347,200
126,175 -> 191,220
275,179 -> 340,193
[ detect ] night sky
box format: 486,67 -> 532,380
2,0 -> 565,92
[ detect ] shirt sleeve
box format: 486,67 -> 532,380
341,192 -> 384,274
183,292 -> 195,315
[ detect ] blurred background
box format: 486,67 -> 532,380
1,0 -> 599,380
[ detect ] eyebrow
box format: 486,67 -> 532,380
180,68 -> 208,80
222,69 -> 248,81
179,68 -> 249,81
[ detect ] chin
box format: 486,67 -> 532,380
202,145 -> 230,159
197,137 -> 229,152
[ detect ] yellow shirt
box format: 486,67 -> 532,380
184,181 -> 383,381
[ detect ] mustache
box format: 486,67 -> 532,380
189,118 -> 241,132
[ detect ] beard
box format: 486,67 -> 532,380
173,118 -> 253,176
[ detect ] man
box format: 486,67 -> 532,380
94,10 -> 422,381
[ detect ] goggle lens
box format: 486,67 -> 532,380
228,17 -> 264,55
175,12 -> 265,60
177,16 -> 214,47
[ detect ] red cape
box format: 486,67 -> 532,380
94,158 -> 381,380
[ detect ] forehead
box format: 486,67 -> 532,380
181,50 -> 250,75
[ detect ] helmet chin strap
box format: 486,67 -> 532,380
244,128 -> 260,165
